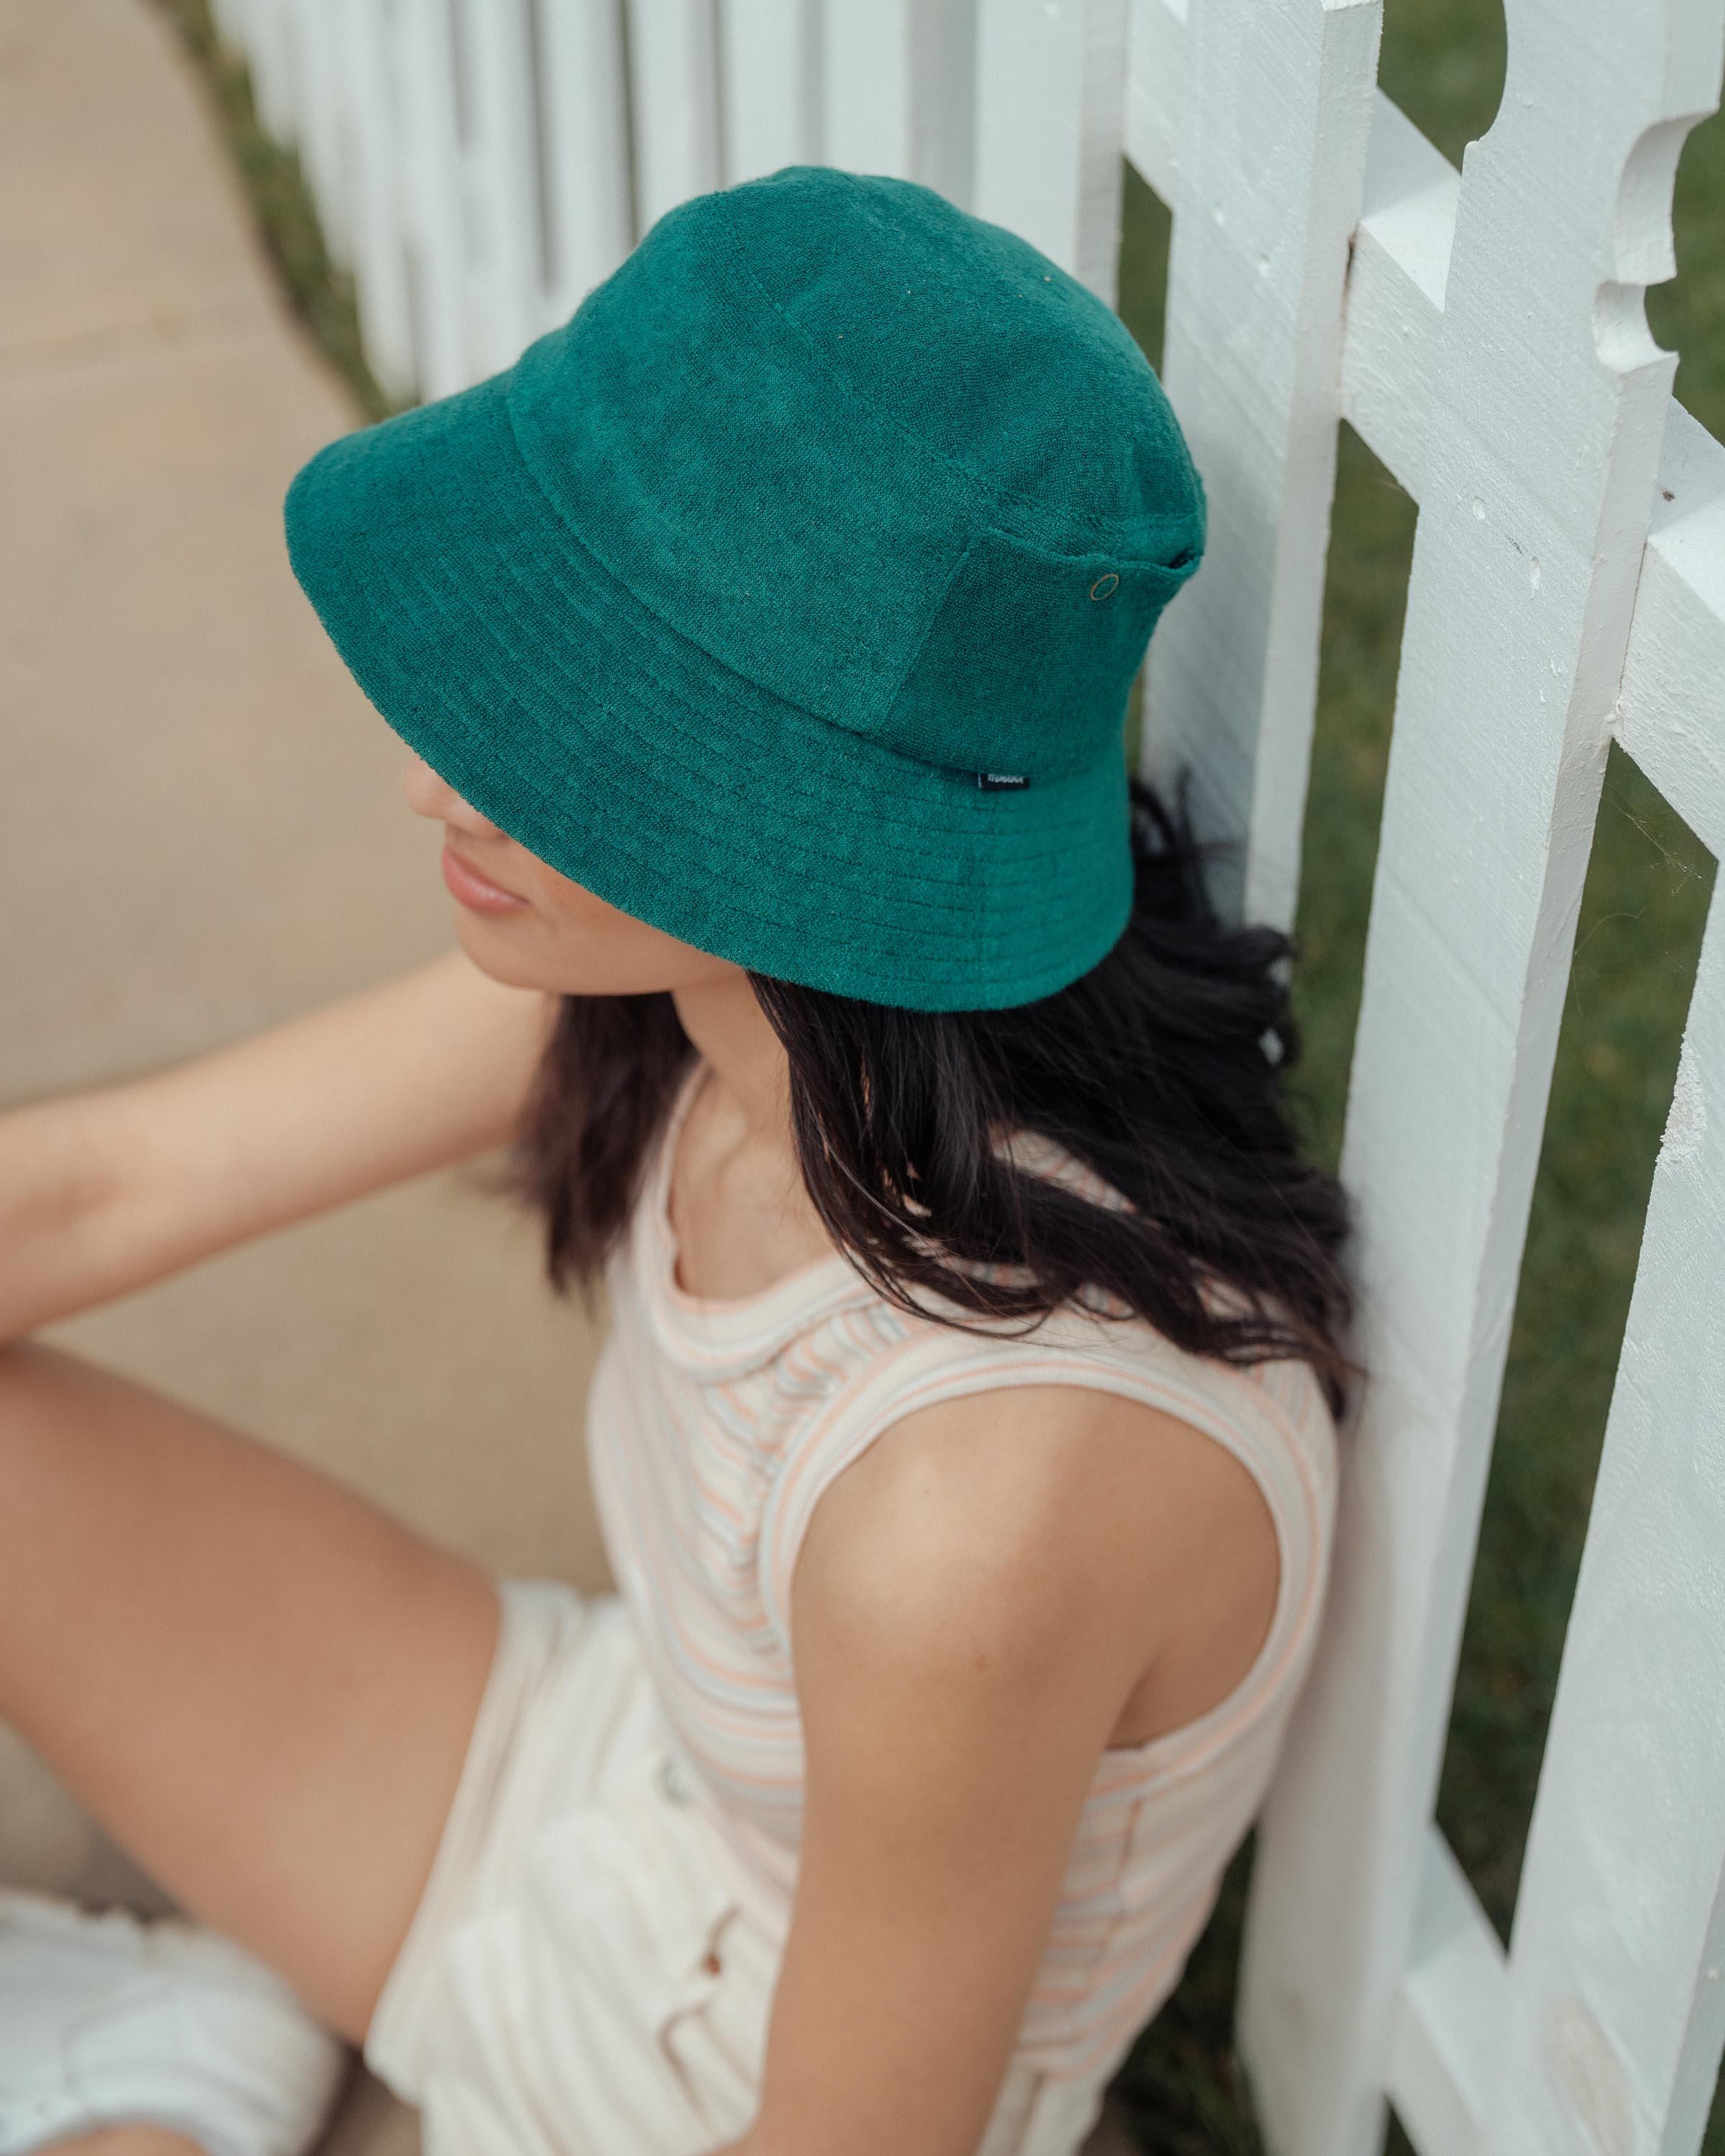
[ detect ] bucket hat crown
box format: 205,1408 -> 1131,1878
285,164 -> 1205,1010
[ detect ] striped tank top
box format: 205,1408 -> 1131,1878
586,1059 -> 1338,2086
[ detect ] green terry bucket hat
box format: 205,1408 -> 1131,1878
285,165 -> 1205,1011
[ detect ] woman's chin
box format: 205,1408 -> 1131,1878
450,908 -> 556,990
449,904 -> 681,998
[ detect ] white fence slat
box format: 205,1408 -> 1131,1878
1386,1828 -> 1506,2156
818,0 -> 983,205
1486,889 -> 1725,2156
972,0 -> 1130,300
280,1 -> 311,149
907,0 -> 979,210
206,0 -> 254,58
1123,14 -> 1458,507
292,0 -> 352,272
1338,93 -> 1457,500
392,0 -> 467,400
337,0 -> 418,406
244,0 -> 300,144
1236,5 -> 1725,2152
626,0 -> 722,230
1121,0 -> 1183,208
719,0 -> 819,184
533,0 -> 633,326
821,0 -> 914,179
1141,0 -> 1381,934
1617,405 -> 1725,862
454,0 -> 545,379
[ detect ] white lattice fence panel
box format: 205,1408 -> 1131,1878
1120,1 -> 1725,2152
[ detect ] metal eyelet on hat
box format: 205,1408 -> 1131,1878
1089,573 -> 1120,601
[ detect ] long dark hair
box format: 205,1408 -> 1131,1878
508,776 -> 1356,1413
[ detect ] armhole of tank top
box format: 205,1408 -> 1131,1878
756,1321 -> 1335,1690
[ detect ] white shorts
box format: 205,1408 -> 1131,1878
364,1581 -> 1110,2156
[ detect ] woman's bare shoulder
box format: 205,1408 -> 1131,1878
791,1379 -> 1280,1739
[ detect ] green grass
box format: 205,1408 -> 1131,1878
1112,10 -> 1724,2152
166,5 -> 1724,2147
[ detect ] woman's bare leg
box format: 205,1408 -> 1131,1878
47,2134 -> 202,2155
0,1341 -> 499,2044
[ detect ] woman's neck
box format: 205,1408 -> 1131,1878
670,972 -> 790,1145
666,972 -> 840,1299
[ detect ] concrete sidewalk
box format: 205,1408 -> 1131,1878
0,4 -> 610,2145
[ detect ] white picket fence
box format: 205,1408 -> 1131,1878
203,3 -> 1725,2152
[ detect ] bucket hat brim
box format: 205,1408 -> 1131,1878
285,372 -> 1133,1011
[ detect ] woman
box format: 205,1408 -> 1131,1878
0,166 -> 1351,2156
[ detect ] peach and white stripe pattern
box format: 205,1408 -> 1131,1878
586,1062 -> 1338,2081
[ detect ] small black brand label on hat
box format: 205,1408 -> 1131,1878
977,771 -> 1030,791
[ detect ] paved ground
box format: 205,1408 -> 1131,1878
0,3 -> 610,2143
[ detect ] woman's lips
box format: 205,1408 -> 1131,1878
441,842 -> 530,916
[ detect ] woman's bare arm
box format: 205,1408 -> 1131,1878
724,1381 -> 1281,2156
0,949 -> 556,1342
